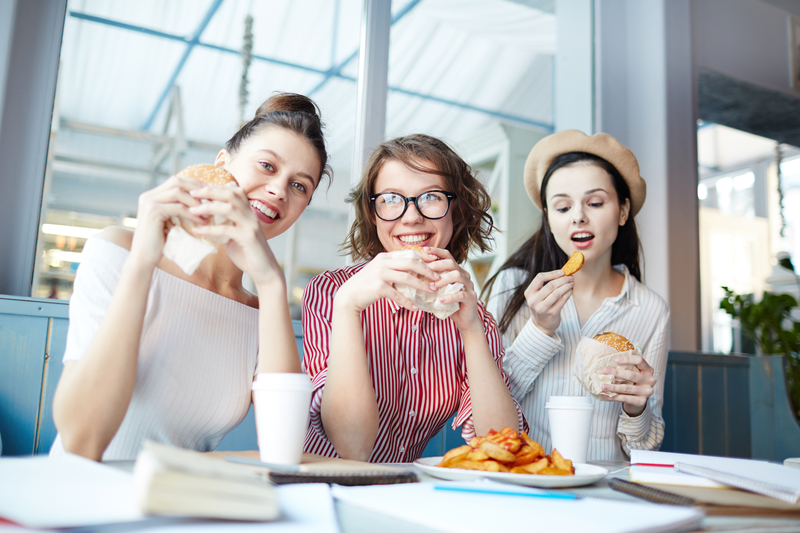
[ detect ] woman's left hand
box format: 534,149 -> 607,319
188,185 -> 284,287
424,247 -> 482,333
602,355 -> 657,417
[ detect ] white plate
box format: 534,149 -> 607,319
414,457 -> 609,488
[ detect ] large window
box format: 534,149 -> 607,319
697,123 -> 800,353
36,0 -> 557,310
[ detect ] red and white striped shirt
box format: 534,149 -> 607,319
301,262 -> 527,463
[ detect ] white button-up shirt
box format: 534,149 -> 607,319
486,265 -> 670,461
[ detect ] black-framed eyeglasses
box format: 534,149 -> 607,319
369,190 -> 456,221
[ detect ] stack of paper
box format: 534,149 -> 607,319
332,483 -> 704,533
630,451 -> 800,505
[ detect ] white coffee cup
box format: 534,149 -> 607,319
251,373 -> 313,465
545,396 -> 594,464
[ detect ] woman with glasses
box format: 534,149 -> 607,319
301,134 -> 525,462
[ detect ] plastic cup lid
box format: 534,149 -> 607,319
252,372 -> 312,390
545,396 -> 594,409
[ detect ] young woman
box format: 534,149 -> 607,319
302,134 -> 525,463
50,93 -> 330,461
484,130 -> 669,461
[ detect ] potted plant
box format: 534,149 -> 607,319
720,287 -> 800,418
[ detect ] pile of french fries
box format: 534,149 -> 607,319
436,428 -> 575,475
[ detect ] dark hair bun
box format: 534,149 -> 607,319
256,92 -> 321,119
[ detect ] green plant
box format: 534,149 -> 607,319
720,287 -> 800,418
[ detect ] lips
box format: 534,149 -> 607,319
396,233 -> 432,247
571,231 -> 594,249
250,200 -> 280,224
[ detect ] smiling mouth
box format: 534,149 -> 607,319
250,200 -> 279,220
397,233 -> 431,245
571,232 -> 594,242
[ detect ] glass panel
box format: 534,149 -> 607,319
36,0 -> 362,315
383,0 -> 556,287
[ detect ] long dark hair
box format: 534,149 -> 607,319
482,152 -> 642,334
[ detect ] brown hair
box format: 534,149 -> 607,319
341,134 -> 494,264
225,92 -> 331,188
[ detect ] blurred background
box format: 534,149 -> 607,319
3,0 -> 800,351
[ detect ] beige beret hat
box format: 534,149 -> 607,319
523,130 -> 646,216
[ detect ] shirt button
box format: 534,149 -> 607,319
409,410 -> 416,417
412,325 -> 418,331
411,367 -> 417,375
399,445 -> 405,452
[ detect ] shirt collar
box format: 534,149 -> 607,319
610,264 -> 640,306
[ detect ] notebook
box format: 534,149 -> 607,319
630,451 -> 800,504
609,477 -> 800,517
220,450 -> 418,486
133,441 -> 279,520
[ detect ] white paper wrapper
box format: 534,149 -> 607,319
161,187 -> 235,275
391,248 -> 464,319
573,336 -> 639,400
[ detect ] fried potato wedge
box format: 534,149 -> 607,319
479,441 -> 516,463
436,427 -> 574,476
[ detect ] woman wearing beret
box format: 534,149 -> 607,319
483,130 -> 669,461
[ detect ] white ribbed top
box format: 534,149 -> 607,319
50,238 -> 258,460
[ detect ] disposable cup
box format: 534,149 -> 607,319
251,373 -> 313,465
545,396 -> 594,463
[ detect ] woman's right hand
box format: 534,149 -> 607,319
334,251 -> 440,313
128,175 -> 207,268
524,270 -> 574,337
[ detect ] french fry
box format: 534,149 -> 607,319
551,449 -> 574,474
479,441 -> 516,463
537,466 -> 573,476
436,428 -> 575,476
436,444 -> 471,467
466,449 -> 490,461
511,457 -> 548,474
511,444 -> 542,467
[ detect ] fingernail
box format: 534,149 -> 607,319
438,298 -> 446,304
434,273 -> 441,280
616,357 -> 624,364
429,282 -> 437,291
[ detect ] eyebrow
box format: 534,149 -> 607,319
549,188 -> 609,200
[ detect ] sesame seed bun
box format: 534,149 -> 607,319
177,164 -> 236,187
593,332 -> 635,353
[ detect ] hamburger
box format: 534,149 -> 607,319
390,246 -> 463,319
573,331 -> 638,400
162,164 -> 237,275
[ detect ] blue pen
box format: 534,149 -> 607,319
433,482 -> 578,499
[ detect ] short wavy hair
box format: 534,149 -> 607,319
341,134 -> 494,264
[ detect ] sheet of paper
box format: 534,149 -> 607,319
0,455 -> 339,533
0,454 -> 143,528
332,483 -> 703,533
630,450 -> 800,493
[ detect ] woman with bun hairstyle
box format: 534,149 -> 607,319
50,93 -> 330,461
483,130 -> 669,461
302,134 -> 525,463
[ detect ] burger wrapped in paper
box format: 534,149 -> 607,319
573,332 -> 639,400
390,246 -> 463,320
162,164 -> 237,275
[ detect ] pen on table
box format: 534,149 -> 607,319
433,483 -> 579,499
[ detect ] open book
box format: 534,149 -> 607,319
133,441 -> 279,521
631,450 -> 800,504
